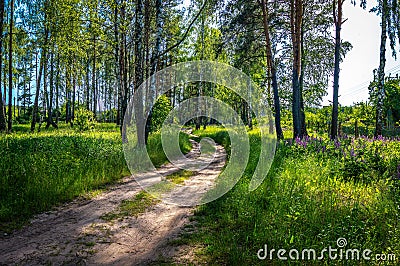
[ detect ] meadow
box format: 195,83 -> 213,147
181,127 -> 400,265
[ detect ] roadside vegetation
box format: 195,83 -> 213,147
181,126 -> 400,265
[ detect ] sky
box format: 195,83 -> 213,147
322,0 -> 400,106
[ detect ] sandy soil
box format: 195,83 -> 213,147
0,138 -> 226,265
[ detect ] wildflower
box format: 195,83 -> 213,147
334,139 -> 341,149
302,141 -> 307,148
350,148 -> 355,157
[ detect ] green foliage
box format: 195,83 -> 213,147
74,108 -> 97,131
383,78 -> 400,123
147,131 -> 192,168
151,95 -> 172,133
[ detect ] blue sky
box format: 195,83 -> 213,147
322,0 -> 399,106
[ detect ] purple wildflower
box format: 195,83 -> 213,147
334,139 -> 341,149
350,148 -> 355,157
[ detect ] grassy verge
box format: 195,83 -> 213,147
147,131 -> 192,168
183,126 -> 400,265
0,123 -> 191,232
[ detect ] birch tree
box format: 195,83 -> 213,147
0,0 -> 6,131
372,0 -> 400,136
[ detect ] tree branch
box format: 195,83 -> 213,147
157,0 -> 208,58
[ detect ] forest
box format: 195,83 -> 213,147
1,0 -> 400,264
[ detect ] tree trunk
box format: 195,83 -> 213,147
46,48 -> 57,129
290,0 -> 304,138
92,38 -> 97,117
114,0 -> 121,126
260,0 -> 283,140
299,14 -> 307,137
133,0 -> 145,146
31,51 -> 45,132
65,65 -> 71,124
330,0 -> 344,140
72,69 -> 76,122
145,0 -> 162,143
8,0 -> 14,132
0,0 -> 6,131
43,44 -> 48,124
55,52 -> 59,123
375,0 -> 387,137
85,53 -> 90,110
119,1 -> 128,131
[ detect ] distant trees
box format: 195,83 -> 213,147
0,0 -> 397,139
1,0 -> 189,134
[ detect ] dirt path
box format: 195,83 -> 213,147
0,138 -> 226,265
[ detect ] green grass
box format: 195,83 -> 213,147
183,126 -> 400,265
166,170 -> 194,185
101,191 -> 160,221
0,123 -> 192,232
147,131 -> 192,168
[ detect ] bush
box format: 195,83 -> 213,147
150,95 -> 172,132
75,108 -> 96,131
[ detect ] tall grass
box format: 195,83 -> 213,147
186,127 -> 400,265
0,123 -> 191,232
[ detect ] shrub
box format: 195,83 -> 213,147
150,95 -> 172,132
75,108 -> 97,131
